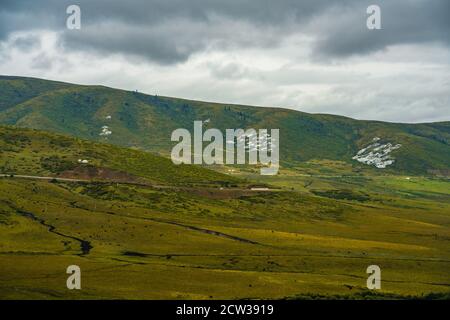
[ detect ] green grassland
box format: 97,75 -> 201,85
0,127 -> 449,299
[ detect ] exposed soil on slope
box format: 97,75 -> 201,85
59,165 -> 147,184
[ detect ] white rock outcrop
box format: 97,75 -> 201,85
352,137 -> 401,168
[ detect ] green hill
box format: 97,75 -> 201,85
0,125 -> 242,187
0,75 -> 449,175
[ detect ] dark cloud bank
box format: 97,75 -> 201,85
1,0 -> 449,64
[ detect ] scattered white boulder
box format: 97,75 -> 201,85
105,115 -> 112,120
99,125 -> 112,136
78,159 -> 89,164
353,138 -> 401,168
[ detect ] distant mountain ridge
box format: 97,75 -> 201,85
0,75 -> 449,175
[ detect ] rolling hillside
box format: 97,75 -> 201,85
0,126 -> 243,187
0,75 -> 449,175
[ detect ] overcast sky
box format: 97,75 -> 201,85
0,0 -> 449,123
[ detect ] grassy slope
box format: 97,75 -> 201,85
0,76 -> 449,175
0,126 -> 242,187
0,127 -> 449,299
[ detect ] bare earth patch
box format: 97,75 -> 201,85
59,165 -> 147,184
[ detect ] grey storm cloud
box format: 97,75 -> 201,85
313,0 -> 450,59
0,0 -> 449,64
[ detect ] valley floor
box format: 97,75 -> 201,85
0,173 -> 449,299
